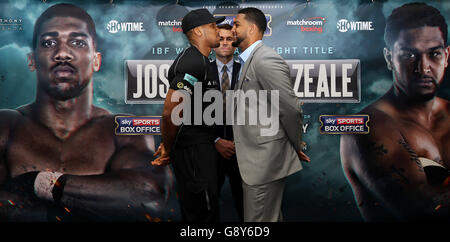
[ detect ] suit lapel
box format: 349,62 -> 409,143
234,42 -> 264,112
210,60 -> 220,91
231,61 -> 241,90
236,42 -> 264,91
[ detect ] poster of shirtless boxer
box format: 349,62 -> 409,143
0,0 -> 448,224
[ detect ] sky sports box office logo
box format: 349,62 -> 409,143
320,115 -> 369,134
115,116 -> 162,135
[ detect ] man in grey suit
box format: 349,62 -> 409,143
231,7 -> 310,222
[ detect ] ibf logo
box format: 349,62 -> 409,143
107,20 -> 145,34
337,19 -> 373,33
125,60 -> 172,104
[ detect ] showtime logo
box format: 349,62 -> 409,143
107,20 -> 145,34
158,19 -> 183,32
337,19 -> 374,33
286,17 -> 326,33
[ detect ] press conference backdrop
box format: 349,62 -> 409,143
1,0 -> 449,221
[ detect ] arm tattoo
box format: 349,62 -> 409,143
398,134 -> 424,172
390,165 -> 410,184
366,141 -> 388,156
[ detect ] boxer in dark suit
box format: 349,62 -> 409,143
210,24 -> 243,221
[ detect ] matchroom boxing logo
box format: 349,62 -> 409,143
286,17 -> 326,33
158,18 -> 183,32
107,19 -> 145,34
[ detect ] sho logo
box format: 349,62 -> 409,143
107,20 -> 145,34
337,19 -> 373,33
337,19 -> 349,32
107,20 -> 120,33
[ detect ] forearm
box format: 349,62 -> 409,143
385,183 -> 450,220
279,102 -> 303,150
161,89 -> 183,153
59,169 -> 169,220
0,189 -> 48,221
161,115 -> 179,154
258,57 -> 303,149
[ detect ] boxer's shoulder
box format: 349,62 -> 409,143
0,108 -> 22,120
360,100 -> 399,135
0,109 -> 23,149
0,108 -> 23,130
85,106 -> 115,124
342,100 -> 406,166
433,97 -> 450,116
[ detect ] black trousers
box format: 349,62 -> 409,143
217,154 -> 244,221
171,143 -> 220,222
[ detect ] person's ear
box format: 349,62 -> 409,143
383,47 -> 393,71
27,52 -> 36,72
444,45 -> 450,68
194,26 -> 203,37
93,52 -> 102,72
249,23 -> 256,35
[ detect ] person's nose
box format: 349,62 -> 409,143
416,54 -> 431,75
222,39 -> 229,46
53,43 -> 74,62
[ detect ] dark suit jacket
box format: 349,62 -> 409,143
210,60 -> 241,141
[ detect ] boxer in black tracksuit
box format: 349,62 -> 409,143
168,46 -> 221,221
152,9 -> 225,222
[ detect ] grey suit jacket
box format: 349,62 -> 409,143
232,42 -> 304,186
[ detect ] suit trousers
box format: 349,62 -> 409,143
217,154 -> 244,221
242,177 -> 286,222
171,143 -> 220,222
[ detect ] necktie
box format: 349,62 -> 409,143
221,65 -> 230,113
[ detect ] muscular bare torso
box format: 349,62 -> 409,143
341,95 -> 450,221
0,103 -> 173,222
0,105 -> 130,180
371,96 -> 450,169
